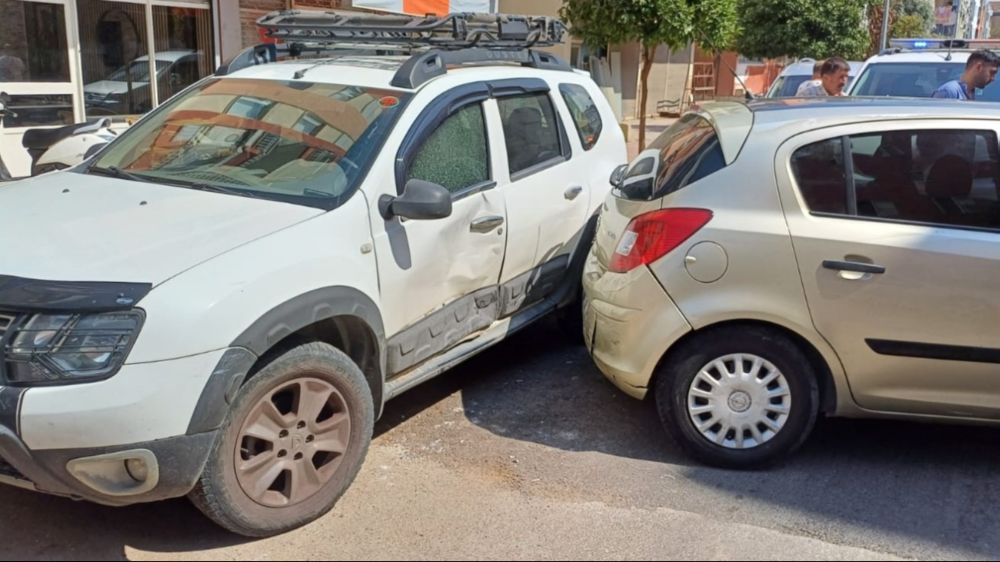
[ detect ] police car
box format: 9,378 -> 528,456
848,38 -> 1000,100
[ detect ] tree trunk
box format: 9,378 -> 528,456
639,44 -> 655,152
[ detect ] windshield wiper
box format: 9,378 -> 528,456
89,165 -> 151,183
174,181 -> 265,200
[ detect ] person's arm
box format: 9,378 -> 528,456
931,83 -> 956,99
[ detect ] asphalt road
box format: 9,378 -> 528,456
0,318 -> 997,560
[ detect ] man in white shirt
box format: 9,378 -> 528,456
798,57 -> 850,97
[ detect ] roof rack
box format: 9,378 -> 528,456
216,10 -> 572,89
257,10 -> 566,50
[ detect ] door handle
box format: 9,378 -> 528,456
470,215 -> 505,233
822,260 -> 886,275
565,186 -> 584,200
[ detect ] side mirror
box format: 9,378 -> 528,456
379,179 -> 453,221
609,164 -> 628,188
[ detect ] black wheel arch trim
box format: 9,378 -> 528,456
226,286 -> 387,418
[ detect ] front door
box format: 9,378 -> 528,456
374,94 -> 507,376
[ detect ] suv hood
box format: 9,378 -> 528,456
0,173 -> 322,285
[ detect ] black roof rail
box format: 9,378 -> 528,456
216,43 -> 278,76
391,48 -> 570,89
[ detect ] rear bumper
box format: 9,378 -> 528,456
583,251 -> 692,399
0,425 -> 216,506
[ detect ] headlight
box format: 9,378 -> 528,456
4,311 -> 144,386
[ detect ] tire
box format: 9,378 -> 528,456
190,342 -> 375,537
654,326 -> 819,469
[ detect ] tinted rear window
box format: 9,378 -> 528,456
616,114 -> 726,201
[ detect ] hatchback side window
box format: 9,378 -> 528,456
498,93 -> 566,176
559,84 -> 603,150
790,139 -> 848,214
792,129 -> 1000,230
407,103 -> 490,194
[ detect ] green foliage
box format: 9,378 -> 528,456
560,0 -> 693,51
737,0 -> 871,60
689,0 -> 741,54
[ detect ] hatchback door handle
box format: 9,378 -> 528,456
470,215 -> 504,233
822,260 -> 886,275
565,186 -> 584,200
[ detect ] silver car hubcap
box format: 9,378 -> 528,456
687,353 -> 792,450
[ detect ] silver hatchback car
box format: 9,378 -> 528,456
584,98 -> 1000,468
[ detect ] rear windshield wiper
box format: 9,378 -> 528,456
88,165 -> 151,183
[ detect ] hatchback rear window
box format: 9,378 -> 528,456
616,114 -> 726,201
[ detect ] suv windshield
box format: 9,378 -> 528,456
852,62 -> 1000,101
91,78 -> 410,209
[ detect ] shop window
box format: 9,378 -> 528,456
152,6 -> 213,102
78,0 -> 152,118
0,1 -> 71,82
1,94 -> 74,127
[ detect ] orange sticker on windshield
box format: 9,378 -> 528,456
380,96 -> 400,108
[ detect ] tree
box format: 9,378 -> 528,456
893,13 -> 929,38
562,0 -> 739,150
689,0 -> 741,96
897,0 -> 934,35
562,0 -> 692,150
737,0 -> 871,61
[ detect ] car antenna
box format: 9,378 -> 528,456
721,60 -> 755,101
946,39 -> 955,62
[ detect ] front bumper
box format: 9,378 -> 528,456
0,348 -> 252,505
0,426 -> 216,506
583,252 -> 692,399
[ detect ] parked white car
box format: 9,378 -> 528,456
0,12 -> 625,537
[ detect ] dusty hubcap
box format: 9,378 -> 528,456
687,353 -> 792,450
235,378 -> 351,508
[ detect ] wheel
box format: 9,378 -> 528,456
654,327 -> 819,469
190,342 -> 374,537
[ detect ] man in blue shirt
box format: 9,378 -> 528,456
932,50 -> 999,100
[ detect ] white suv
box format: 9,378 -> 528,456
0,12 -> 624,536
848,39 -> 1000,100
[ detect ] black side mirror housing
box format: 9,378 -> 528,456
609,164 -> 629,188
380,179 -> 453,221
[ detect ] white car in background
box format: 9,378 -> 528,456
848,39 -> 1000,100
84,50 -> 202,115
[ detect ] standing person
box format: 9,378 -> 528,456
931,50 -> 999,100
798,57 -> 851,97
795,60 -> 825,96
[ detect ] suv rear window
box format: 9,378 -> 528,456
617,113 -> 726,201
559,84 -> 602,150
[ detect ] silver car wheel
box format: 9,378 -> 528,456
687,353 -> 792,450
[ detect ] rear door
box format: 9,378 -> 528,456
494,81 -> 589,316
777,120 -> 1000,418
